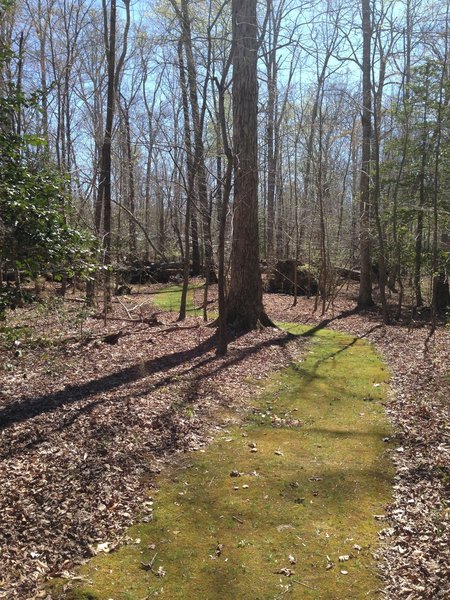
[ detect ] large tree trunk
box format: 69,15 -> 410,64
227,0 -> 271,329
357,0 -> 374,308
98,0 -> 117,312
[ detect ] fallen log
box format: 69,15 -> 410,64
268,260 -> 318,296
335,267 -> 361,281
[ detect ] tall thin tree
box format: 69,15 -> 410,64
98,0 -> 130,311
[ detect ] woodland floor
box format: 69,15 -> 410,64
0,282 -> 448,600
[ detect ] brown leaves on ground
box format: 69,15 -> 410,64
0,289 -> 302,599
0,284 -> 448,600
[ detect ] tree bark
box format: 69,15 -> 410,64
227,0 -> 271,329
98,0 -> 130,312
120,98 -> 137,256
215,80 -> 233,353
177,39 -> 194,321
371,23 -> 390,323
98,0 -> 117,312
172,0 -> 215,281
414,98 -> 428,308
357,0 -> 374,308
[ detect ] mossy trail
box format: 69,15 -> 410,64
54,292 -> 393,599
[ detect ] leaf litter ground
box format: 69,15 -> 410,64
0,283 -> 448,599
52,322 -> 393,600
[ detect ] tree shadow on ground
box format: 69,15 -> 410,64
0,328 -> 298,436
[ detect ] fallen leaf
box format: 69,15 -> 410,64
275,568 -> 294,577
277,524 -> 294,532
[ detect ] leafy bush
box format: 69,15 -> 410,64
0,287 -> 34,320
0,4 -> 98,294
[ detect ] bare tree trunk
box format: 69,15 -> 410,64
372,24 -> 390,323
98,0 -> 117,313
172,0 -> 215,282
120,98 -> 137,257
358,0 -> 374,308
214,53 -> 233,354
141,64 -> 160,262
144,146 -> 152,261
293,130 -> 301,307
265,0 -> 279,259
227,0 -> 271,329
34,0 -> 49,153
177,39 -> 194,321
414,99 -> 428,309
317,100 -> 327,316
98,0 -> 130,313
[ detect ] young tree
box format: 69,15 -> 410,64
98,0 -> 130,310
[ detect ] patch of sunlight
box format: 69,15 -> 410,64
151,284 -> 204,317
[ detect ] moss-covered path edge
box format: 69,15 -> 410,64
53,324 -> 393,600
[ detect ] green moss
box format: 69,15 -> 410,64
51,325 -> 393,600
151,284 -> 203,315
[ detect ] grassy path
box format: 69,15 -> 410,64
150,284 -> 203,315
55,312 -> 393,600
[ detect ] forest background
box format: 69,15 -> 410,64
0,0 -> 449,326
